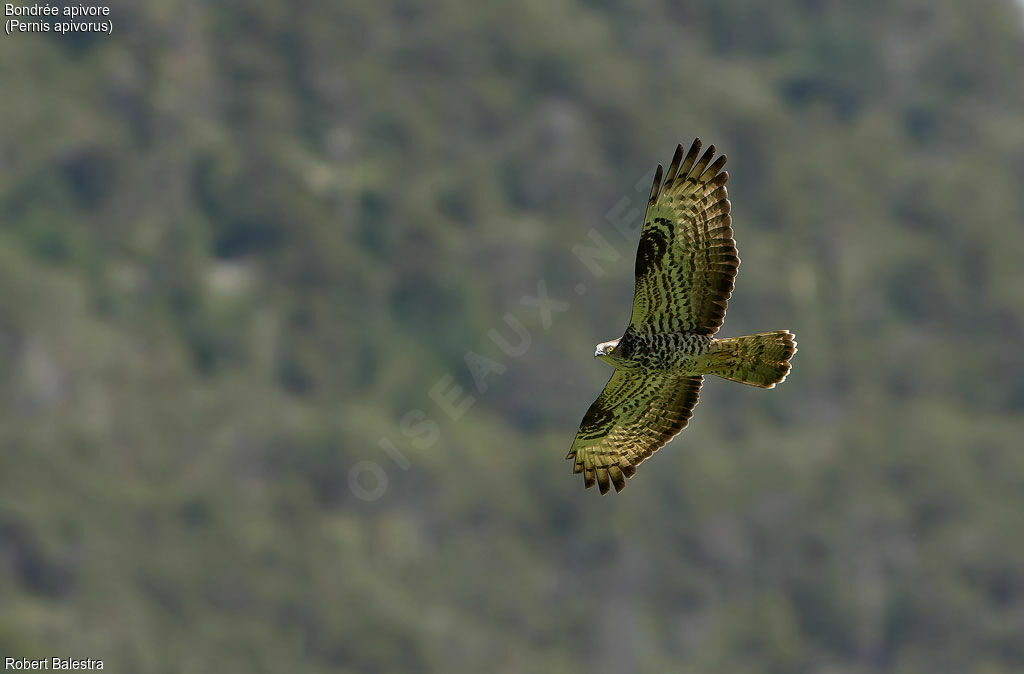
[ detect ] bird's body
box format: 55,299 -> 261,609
567,139 -> 797,494
598,329 -> 712,372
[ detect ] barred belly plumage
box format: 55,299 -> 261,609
617,330 -> 713,372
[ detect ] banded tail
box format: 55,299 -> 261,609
703,330 -> 797,388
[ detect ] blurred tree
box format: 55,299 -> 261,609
1,0 -> 1023,671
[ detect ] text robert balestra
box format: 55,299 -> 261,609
5,658 -> 104,670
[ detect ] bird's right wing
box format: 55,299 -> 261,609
628,139 -> 738,336
566,371 -> 703,494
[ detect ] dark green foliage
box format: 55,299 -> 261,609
1,0 -> 1024,672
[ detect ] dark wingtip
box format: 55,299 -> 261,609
700,154 -> 728,183
690,145 -> 717,181
664,144 -> 685,185
676,139 -> 702,182
648,163 -> 664,204
610,466 -> 626,493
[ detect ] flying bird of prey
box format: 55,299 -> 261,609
567,139 -> 796,494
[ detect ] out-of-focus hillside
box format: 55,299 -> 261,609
1,0 -> 1024,672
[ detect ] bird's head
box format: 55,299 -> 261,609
594,338 -> 622,364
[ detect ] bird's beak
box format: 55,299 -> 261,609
594,348 -> 602,358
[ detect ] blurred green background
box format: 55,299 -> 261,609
2,0 -> 1024,672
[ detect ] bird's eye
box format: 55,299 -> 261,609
607,345 -> 615,353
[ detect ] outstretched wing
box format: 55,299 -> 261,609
567,371 -> 703,494
629,139 -> 738,335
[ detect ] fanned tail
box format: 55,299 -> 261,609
702,330 -> 797,388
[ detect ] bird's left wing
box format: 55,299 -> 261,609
629,139 -> 738,335
567,371 -> 703,494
